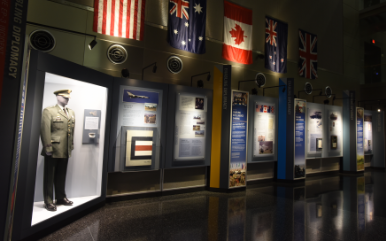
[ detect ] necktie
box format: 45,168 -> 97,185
63,108 -> 68,118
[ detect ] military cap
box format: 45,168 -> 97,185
54,89 -> 72,98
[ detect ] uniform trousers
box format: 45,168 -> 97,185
43,156 -> 69,204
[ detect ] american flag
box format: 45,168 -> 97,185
93,0 -> 146,40
168,0 -> 207,54
265,17 -> 288,73
299,29 -> 318,79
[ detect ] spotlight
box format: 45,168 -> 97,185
251,88 -> 258,95
324,99 -> 329,105
207,73 -> 211,81
153,64 -> 157,73
88,38 -> 97,50
197,80 -> 204,88
378,109 -> 381,112
121,68 -> 130,78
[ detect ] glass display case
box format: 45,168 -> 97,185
165,85 -> 212,168
13,51 -> 112,240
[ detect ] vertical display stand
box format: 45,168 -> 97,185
342,90 -> 360,172
165,85 -> 213,168
277,78 -> 306,180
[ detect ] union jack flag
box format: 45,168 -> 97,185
170,0 -> 190,20
299,29 -> 318,79
265,19 -> 277,46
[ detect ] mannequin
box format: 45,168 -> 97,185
40,89 -> 75,211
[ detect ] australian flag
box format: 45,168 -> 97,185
168,0 -> 207,54
299,29 -> 318,79
265,17 -> 288,73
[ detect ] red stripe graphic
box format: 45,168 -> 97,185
110,0 -> 116,36
93,0 -> 99,33
119,0 -> 123,37
222,44 -> 253,65
102,0 -> 108,34
140,0 -> 146,40
135,145 -> 152,151
224,0 -> 252,25
133,0 -> 138,40
126,0 -> 131,38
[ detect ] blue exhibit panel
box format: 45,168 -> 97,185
277,79 -> 287,179
294,99 -> 306,179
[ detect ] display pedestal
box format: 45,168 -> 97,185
31,196 -> 98,226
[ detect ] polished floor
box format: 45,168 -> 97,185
38,170 -> 386,241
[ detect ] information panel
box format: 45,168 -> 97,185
117,86 -> 163,168
307,105 -> 323,156
328,109 -> 342,153
294,99 -> 306,179
356,107 -> 364,171
364,114 -> 373,155
254,102 -> 275,157
229,90 -> 249,188
174,93 -> 207,160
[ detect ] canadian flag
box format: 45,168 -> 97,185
222,1 -> 253,65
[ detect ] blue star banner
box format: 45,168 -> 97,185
168,0 -> 207,54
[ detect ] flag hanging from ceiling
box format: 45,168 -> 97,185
168,0 -> 207,54
265,17 -> 288,73
222,1 -> 253,64
299,29 -> 318,79
93,0 -> 146,41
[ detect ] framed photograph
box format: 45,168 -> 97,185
195,97 -> 204,110
126,130 -> 154,167
316,138 -> 323,150
331,135 -> 337,149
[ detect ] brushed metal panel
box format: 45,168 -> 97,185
145,0 -> 169,27
163,167 -> 206,190
107,170 -> 161,196
26,25 -> 86,65
247,162 -> 275,181
28,0 -> 88,33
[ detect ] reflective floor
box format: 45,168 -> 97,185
38,170 -> 386,241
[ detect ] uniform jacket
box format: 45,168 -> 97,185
41,105 -> 75,158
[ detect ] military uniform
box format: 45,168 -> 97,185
40,90 -> 75,208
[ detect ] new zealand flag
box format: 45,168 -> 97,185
168,0 -> 207,54
265,17 -> 288,73
299,29 -> 318,79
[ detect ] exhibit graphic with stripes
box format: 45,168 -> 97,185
93,0 -> 146,40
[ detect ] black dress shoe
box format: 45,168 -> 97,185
56,197 -> 73,206
44,203 -> 57,211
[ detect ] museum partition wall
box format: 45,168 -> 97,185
107,80 -> 213,196
12,51 -> 113,240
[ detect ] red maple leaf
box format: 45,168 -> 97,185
229,24 -> 246,45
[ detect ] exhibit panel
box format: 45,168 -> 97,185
363,111 -> 373,155
247,95 -> 278,163
165,85 -> 212,168
306,103 -> 324,159
324,105 -> 343,158
356,107 -> 365,171
370,110 -> 385,168
294,99 -> 306,179
110,82 -> 167,172
229,90 -> 249,188
13,51 -> 113,240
